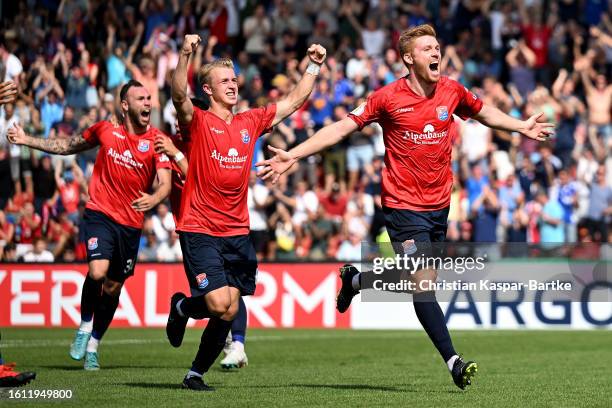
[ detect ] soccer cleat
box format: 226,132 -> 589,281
69,329 -> 91,360
0,364 -> 36,387
182,375 -> 214,391
84,352 -> 100,371
222,332 -> 233,356
220,343 -> 248,369
336,264 -> 360,313
451,356 -> 478,390
166,292 -> 188,348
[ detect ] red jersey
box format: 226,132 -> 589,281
348,76 -> 483,211
178,105 -> 276,236
83,121 -> 172,228
59,181 -> 80,213
169,131 -> 192,226
522,25 -> 552,68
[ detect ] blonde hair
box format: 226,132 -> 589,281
398,24 -> 437,56
197,58 -> 235,86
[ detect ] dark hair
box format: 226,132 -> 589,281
119,79 -> 144,101
190,97 -> 209,110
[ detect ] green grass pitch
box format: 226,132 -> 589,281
1,328 -> 611,407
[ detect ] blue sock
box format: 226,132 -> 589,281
413,291 -> 456,362
231,297 -> 247,344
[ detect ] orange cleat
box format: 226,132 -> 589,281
0,363 -> 36,387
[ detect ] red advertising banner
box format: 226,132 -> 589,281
0,263 -> 349,329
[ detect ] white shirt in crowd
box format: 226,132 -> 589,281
152,212 -> 175,243
249,183 -> 269,231
23,250 -> 54,263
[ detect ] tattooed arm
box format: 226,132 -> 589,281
7,123 -> 96,155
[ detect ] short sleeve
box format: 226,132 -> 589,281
82,121 -> 106,145
249,104 -> 277,138
155,152 -> 172,170
348,89 -> 386,129
454,82 -> 483,120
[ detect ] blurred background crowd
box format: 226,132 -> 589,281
0,0 -> 611,263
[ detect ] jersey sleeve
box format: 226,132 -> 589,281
347,89 -> 386,129
250,103 -> 277,137
154,131 -> 172,170
453,82 -> 484,120
82,121 -> 107,145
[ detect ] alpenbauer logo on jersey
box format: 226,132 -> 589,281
107,148 -> 145,169
211,148 -> 248,169
403,124 -> 448,145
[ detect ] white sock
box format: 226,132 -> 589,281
86,337 -> 99,353
232,340 -> 244,352
79,319 -> 93,333
176,298 -> 185,317
187,370 -> 202,379
351,273 -> 361,291
446,355 -> 459,372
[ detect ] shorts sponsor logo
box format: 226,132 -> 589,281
402,239 -> 417,255
88,237 -> 98,250
196,273 -> 209,289
436,106 -> 448,121
240,129 -> 250,144
138,140 -> 150,152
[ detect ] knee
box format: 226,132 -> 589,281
221,301 -> 239,321
102,280 -> 123,297
207,298 -> 231,317
88,268 -> 106,281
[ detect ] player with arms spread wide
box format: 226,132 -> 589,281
165,34 -> 326,391
256,24 -> 553,390
8,80 -> 172,370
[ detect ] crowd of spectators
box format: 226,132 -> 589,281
0,0 -> 611,263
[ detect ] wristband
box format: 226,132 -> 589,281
174,152 -> 185,162
306,62 -> 321,76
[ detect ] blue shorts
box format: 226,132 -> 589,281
383,206 -> 449,257
179,231 -> 258,296
84,209 -> 141,283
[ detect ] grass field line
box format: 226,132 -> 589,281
0,331 -> 424,348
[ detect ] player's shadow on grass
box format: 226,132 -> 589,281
121,382 -> 182,390
40,365 -> 174,371
290,383 -> 412,393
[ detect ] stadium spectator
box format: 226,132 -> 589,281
0,0 -> 610,265
22,237 -> 54,262
156,230 -> 182,262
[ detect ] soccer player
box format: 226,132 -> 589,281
154,101 -> 249,370
256,24 -> 553,390
0,79 -> 36,387
165,34 -> 326,391
8,80 -> 172,370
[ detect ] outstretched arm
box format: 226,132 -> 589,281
271,44 -> 327,127
172,35 -> 199,125
474,104 -> 553,141
256,117 -> 358,183
7,123 -> 95,155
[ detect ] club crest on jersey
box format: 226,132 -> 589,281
436,106 -> 449,121
138,140 -> 150,152
88,237 -> 98,251
240,129 -> 250,144
402,239 -> 418,255
196,273 -> 209,289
